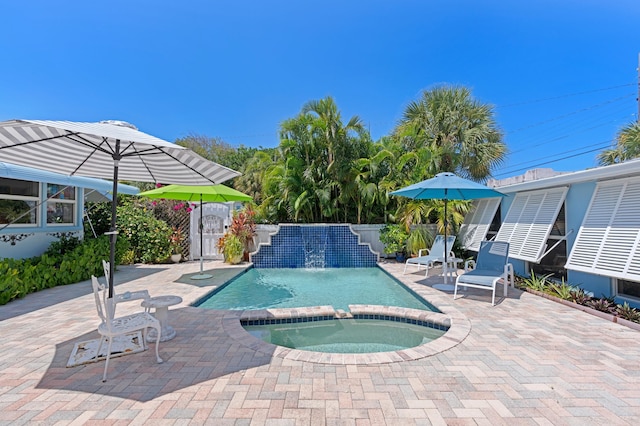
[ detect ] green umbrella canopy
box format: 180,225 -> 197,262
138,184 -> 252,202
138,184 -> 252,279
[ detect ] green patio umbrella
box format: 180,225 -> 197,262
139,184 -> 252,279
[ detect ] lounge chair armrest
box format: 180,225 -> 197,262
504,263 -> 514,287
418,248 -> 430,256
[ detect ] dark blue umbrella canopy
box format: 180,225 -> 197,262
390,172 -> 505,265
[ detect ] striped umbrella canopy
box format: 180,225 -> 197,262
0,119 -> 241,297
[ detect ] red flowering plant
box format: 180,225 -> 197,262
220,205 -> 257,261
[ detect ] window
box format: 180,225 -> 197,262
530,240 -> 567,281
495,187 -> 568,263
46,184 -> 76,225
617,279 -> 640,300
0,177 -> 39,226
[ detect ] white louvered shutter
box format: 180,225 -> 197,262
458,198 -> 501,251
566,177 -> 640,280
495,187 -> 568,263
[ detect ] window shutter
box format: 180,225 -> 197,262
566,178 -> 640,280
458,198 -> 501,251
495,187 -> 568,262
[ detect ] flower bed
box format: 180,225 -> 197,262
516,273 -> 640,331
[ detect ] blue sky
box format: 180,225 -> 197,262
1,0 -> 638,179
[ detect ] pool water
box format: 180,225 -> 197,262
244,318 -> 445,353
195,267 -> 436,311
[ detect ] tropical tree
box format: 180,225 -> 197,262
234,150 -> 277,206
261,96 -> 373,223
597,121 -> 640,165
390,85 -> 506,230
393,85 -> 506,180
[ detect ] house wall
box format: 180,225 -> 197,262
498,179 -> 624,301
0,186 -> 85,259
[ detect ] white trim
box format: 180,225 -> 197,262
495,187 -> 568,263
493,159 -> 640,193
458,198 -> 501,251
566,176 -> 640,281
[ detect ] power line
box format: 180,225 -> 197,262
506,115 -> 628,156
497,83 -> 636,108
494,141 -> 613,178
505,94 -> 635,135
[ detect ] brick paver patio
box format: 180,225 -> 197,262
1,260 -> 639,425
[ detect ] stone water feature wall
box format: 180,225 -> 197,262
251,224 -> 379,268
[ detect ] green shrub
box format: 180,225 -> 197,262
0,235 -> 128,305
116,200 -> 172,263
616,302 -> 640,322
406,226 -> 432,257
221,234 -> 244,264
379,224 -> 409,254
521,271 -> 551,292
549,279 -> 573,300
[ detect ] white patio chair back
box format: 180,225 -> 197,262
102,259 -> 110,284
92,274 -> 115,327
90,276 -> 163,381
431,235 -> 457,258
403,235 -> 457,277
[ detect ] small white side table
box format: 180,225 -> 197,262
141,295 -> 182,342
432,257 -> 463,291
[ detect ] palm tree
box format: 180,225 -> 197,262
391,85 -> 506,231
598,121 -> 640,165
394,85 -> 506,181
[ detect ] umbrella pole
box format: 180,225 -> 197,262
443,193 -> 449,284
107,141 -> 121,299
191,195 -> 212,280
200,194 -> 204,273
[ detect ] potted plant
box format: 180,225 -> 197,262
379,224 -> 409,262
228,205 -> 257,261
219,233 -> 244,264
169,227 -> 183,263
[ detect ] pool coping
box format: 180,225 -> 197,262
220,263 -> 472,365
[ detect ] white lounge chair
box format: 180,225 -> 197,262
91,276 -> 163,381
453,241 -> 514,306
403,235 -> 457,277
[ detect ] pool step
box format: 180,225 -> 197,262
335,309 -> 353,319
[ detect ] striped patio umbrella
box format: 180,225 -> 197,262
0,119 -> 240,297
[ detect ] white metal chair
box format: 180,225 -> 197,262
404,235 -> 457,277
453,241 -> 514,306
91,275 -> 163,381
102,260 -> 151,308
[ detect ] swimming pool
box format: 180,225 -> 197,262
195,267 -> 437,312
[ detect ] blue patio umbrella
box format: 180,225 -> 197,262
390,172 -> 505,278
